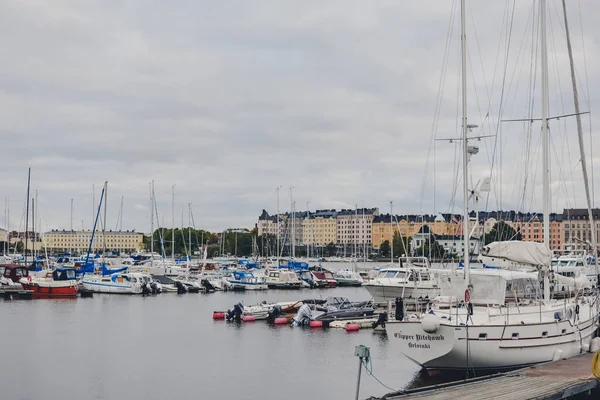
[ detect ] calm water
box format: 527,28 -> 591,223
1,286 -> 428,400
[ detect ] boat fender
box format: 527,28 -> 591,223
213,311 -> 225,320
309,320 -> 323,328
346,323 -> 360,332
575,304 -> 580,315
273,317 -> 288,325
421,314 -> 440,334
467,303 -> 473,316
395,297 -> 404,322
242,315 -> 256,322
593,350 -> 600,378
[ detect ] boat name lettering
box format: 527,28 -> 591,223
394,333 -> 445,342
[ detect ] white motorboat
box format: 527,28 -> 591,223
333,269 -> 364,287
266,269 -> 303,289
82,272 -> 157,294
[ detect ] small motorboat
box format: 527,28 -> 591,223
311,270 -> 337,288
20,268 -> 78,298
1,264 -> 29,288
227,271 -> 268,291
266,269 -> 302,289
82,272 -> 157,294
296,270 -> 321,288
292,297 -> 374,326
333,270 -> 364,287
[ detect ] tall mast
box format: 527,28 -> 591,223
24,168 -> 31,264
31,197 -> 35,261
150,181 -> 154,261
306,201 -> 310,258
102,181 -> 108,258
561,0 -> 597,275
171,185 -> 175,260
289,186 -> 294,258
276,185 -> 281,259
540,0 -> 551,301
188,203 -> 192,260
390,201 -> 394,262
460,0 -> 470,284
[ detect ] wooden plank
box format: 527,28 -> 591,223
380,353 -> 599,400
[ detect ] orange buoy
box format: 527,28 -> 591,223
242,315 -> 256,322
213,312 -> 225,320
346,323 -> 360,332
309,320 -> 323,328
274,317 -> 288,325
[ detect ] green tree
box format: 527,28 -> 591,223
484,221 -> 521,245
379,240 -> 391,257
415,238 -> 445,259
325,242 -> 337,257
392,232 -> 410,258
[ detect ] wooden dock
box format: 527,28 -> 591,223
378,353 -> 599,400
0,288 -> 33,300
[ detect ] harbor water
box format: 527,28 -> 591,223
0,285 -> 430,400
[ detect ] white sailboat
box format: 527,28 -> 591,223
385,0 -> 599,372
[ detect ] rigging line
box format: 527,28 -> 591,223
547,6 -> 576,209
485,0 -> 517,212
466,0 -> 493,126
550,134 -> 576,210
485,0 -> 516,210
419,0 -> 458,212
577,0 -> 594,206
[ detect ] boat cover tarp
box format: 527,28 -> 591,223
554,273 -> 590,289
480,241 -> 552,266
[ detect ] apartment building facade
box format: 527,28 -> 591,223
302,210 -> 337,246
336,208 -> 378,246
43,229 -> 144,253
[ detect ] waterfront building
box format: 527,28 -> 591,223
562,208 -> 599,252
43,229 -> 144,253
302,209 -> 337,246
336,208 -> 378,247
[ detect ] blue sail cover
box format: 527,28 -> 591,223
101,264 -> 128,276
282,261 -> 309,271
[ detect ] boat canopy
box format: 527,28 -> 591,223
470,270 -> 540,306
53,268 -> 76,281
101,264 -> 128,276
480,241 -> 552,267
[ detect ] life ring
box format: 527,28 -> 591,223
464,288 -> 470,303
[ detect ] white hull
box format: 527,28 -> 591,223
386,301 -> 598,371
82,280 -> 143,294
230,282 -> 268,291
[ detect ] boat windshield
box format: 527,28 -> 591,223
378,271 -> 397,279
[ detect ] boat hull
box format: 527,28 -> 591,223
81,281 -> 143,294
386,308 -> 597,371
267,283 -> 302,290
21,282 -> 78,298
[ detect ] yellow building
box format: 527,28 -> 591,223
43,230 -> 144,253
302,211 -> 337,246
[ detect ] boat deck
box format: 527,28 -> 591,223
378,353 -> 599,400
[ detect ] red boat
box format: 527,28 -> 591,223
20,268 -> 78,298
312,271 -> 337,288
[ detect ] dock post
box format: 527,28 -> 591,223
354,345 -> 369,400
355,354 -> 363,400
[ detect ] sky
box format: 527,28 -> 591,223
0,0 -> 599,234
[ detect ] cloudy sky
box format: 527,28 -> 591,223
1,0 -> 599,233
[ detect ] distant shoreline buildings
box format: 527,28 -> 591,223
258,207 -> 600,256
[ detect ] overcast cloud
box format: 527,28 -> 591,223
1,0 -> 599,233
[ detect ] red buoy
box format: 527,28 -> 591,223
309,320 -> 323,328
346,323 -> 360,332
274,317 -> 288,325
242,315 -> 256,322
213,312 -> 225,320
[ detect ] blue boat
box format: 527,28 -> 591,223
227,271 -> 268,291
